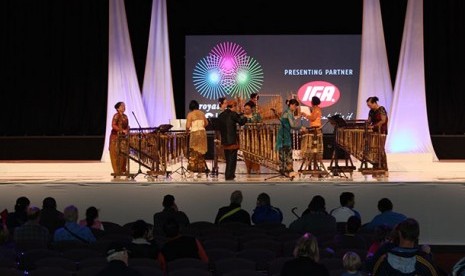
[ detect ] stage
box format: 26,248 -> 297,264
1,153 -> 465,246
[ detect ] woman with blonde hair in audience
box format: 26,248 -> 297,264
342,251 -> 367,275
280,232 -> 329,275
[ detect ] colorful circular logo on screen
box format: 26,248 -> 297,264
297,81 -> 340,107
192,42 -> 264,100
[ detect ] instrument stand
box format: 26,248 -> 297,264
170,151 -> 189,178
130,112 -> 149,181
209,135 -> 222,178
298,128 -> 329,179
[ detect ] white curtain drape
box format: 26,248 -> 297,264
142,0 -> 176,127
357,0 -> 392,119
385,0 -> 437,160
101,0 -> 149,161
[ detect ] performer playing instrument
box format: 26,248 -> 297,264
243,101 -> 262,174
276,99 -> 301,177
217,100 -> 247,180
300,96 -> 324,160
109,102 -> 129,178
366,96 -> 389,174
186,100 -> 209,175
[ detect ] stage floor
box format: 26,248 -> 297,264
1,153 -> 464,184
1,154 -> 465,245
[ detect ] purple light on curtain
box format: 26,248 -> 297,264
142,0 -> 176,127
102,0 -> 149,161
356,0 -> 392,119
385,0 -> 437,160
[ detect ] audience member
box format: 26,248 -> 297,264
280,232 -> 329,276
452,256 -> 465,276
370,218 -> 439,275
158,218 -> 208,272
79,206 -> 104,230
364,198 -> 407,231
39,197 -> 65,235
127,219 -> 159,259
13,206 -> 50,249
153,194 -> 190,236
53,205 -> 96,243
96,241 -> 142,276
366,224 -> 392,260
289,195 -> 337,236
332,216 -> 368,250
342,251 -> 366,276
6,196 -> 30,236
214,190 -> 251,225
251,192 -> 283,225
330,192 -> 361,231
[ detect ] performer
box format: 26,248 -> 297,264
216,97 -> 229,163
366,96 -> 389,174
109,101 -> 129,178
300,96 -> 323,161
249,93 -> 259,112
217,100 -> 247,180
276,99 -> 301,177
186,100 -> 209,176
243,101 -> 262,174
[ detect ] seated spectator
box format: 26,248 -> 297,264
6,196 -> 30,236
452,256 -> 465,276
39,197 -> 65,235
330,192 -> 361,223
158,218 -> 208,272
251,192 -> 283,225
280,232 -> 329,276
289,195 -> 337,236
366,224 -> 392,260
364,198 -> 407,231
96,241 -> 142,276
53,205 -> 96,244
127,219 -> 159,259
214,190 -> 251,225
370,218 -> 439,275
153,194 -> 190,236
79,206 -> 104,231
342,251 -> 366,276
14,206 -> 50,249
332,216 -> 368,250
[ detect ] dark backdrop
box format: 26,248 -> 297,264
1,0 -> 464,159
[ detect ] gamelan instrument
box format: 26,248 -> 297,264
328,116 -> 388,176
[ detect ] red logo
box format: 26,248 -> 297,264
297,81 -> 340,108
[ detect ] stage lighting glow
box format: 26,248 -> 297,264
192,42 -> 263,99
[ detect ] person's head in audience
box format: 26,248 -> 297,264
132,219 -> 151,240
343,251 -> 362,273
293,232 -> 320,262
27,206 -> 41,223
85,206 -> 99,227
308,195 -> 326,212
63,205 -> 79,223
340,192 -> 355,208
162,194 -> 177,210
397,218 -> 420,247
106,241 -> 129,265
377,198 -> 394,213
256,192 -> 271,207
163,218 -> 180,238
42,197 -> 58,210
346,215 -> 361,234
15,196 -> 30,213
230,190 -> 243,206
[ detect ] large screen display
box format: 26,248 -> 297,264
185,35 -> 361,133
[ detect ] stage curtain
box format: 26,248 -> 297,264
102,0 -> 149,161
142,0 -> 176,127
385,0 -> 437,160
356,0 -> 393,120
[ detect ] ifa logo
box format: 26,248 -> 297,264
297,81 -> 340,108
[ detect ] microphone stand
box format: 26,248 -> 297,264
265,109 -> 294,181
131,111 -> 149,179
